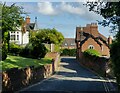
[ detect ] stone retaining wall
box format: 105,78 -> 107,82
80,55 -> 109,77
2,53 -> 60,92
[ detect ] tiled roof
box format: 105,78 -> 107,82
62,38 -> 75,47
75,24 -> 109,48
26,23 -> 35,31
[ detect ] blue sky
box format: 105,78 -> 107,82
7,2 -> 112,38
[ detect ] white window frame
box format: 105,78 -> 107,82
65,43 -> 67,46
88,45 -> 94,49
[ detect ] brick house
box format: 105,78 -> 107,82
75,23 -> 112,59
61,38 -> 76,49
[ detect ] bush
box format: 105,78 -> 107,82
9,43 -> 22,55
110,41 -> 120,89
1,45 -> 7,61
19,43 -> 32,57
61,49 -> 76,56
20,43 -> 47,59
31,43 -> 47,59
83,49 -> 100,57
54,44 -> 60,52
1,49 -> 7,61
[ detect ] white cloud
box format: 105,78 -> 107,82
37,2 -> 58,15
37,2 -> 86,15
60,2 -> 85,15
37,2 -> 102,21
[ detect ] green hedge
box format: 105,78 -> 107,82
83,49 -> 101,57
9,43 -> 22,55
61,49 -> 76,56
20,43 -> 47,59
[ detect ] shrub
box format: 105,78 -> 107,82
1,45 -> 7,61
54,44 -> 60,52
19,43 -> 32,57
110,41 -> 120,89
20,43 -> 47,59
61,48 -> 76,56
31,43 -> 47,59
1,48 -> 7,61
83,49 -> 100,57
9,43 -> 22,55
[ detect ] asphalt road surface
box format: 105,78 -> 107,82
20,57 -> 117,93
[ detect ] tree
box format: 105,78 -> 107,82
85,1 -> 120,90
21,30 -> 47,59
30,28 -> 64,45
85,2 -> 120,32
1,3 -> 25,60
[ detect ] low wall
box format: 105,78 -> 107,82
80,54 -> 109,77
2,53 -> 60,92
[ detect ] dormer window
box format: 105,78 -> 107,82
71,43 -> 75,45
88,45 -> 94,49
65,43 -> 67,46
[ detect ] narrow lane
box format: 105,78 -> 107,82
21,57 -> 114,92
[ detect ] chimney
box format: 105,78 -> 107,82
26,16 -> 30,24
90,23 -> 98,37
108,36 -> 112,45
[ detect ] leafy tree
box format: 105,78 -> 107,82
1,3 -> 25,60
85,2 -> 120,32
85,1 -> 120,89
31,28 -> 64,45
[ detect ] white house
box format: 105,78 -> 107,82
9,16 -> 37,45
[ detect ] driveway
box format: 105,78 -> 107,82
20,57 -> 117,92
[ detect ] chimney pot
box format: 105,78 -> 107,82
26,16 -> 30,24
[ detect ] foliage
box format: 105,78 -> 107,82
54,44 -> 60,52
1,48 -> 7,61
30,28 -> 64,45
1,55 -> 52,71
20,42 -> 47,59
110,32 -> 120,89
85,2 -> 120,32
1,3 -> 25,35
83,49 -> 100,57
9,43 -> 22,55
1,3 -> 25,60
2,32 -> 9,53
61,48 -> 76,56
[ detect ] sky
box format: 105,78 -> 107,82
6,1 -> 112,38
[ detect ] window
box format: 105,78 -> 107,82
88,45 -> 94,49
10,35 -> 15,40
17,35 -> 19,40
71,43 -> 75,45
65,43 -> 67,46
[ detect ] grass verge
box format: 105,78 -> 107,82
0,55 -> 52,71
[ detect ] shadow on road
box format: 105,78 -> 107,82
21,57 -> 117,92
59,57 -> 99,79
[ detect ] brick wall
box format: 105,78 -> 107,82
2,53 -> 60,92
80,54 -> 109,77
